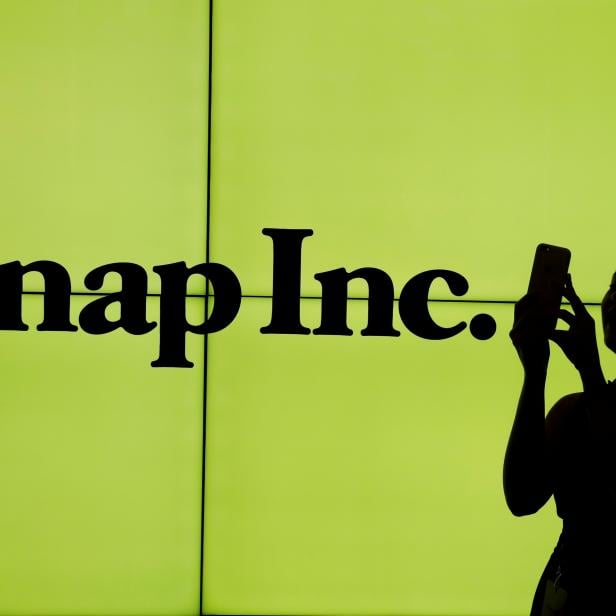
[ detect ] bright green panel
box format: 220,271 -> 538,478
211,0 -> 616,301
0,0 -> 208,294
204,298 -> 616,615
0,295 -> 204,615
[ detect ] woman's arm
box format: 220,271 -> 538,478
504,294 -> 552,516
503,370 -> 552,516
504,275 -> 606,517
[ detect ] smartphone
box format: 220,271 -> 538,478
527,243 -> 571,332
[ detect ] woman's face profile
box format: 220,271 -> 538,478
601,272 -> 616,352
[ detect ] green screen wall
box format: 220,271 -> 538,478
1,1 -> 615,615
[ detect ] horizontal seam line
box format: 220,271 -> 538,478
16,291 -> 594,305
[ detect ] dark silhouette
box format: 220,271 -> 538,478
505,272 -> 616,614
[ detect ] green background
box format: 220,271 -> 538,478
1,1 -> 616,615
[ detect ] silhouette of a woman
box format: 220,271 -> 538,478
505,272 -> 616,614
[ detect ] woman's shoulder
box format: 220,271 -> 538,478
546,392 -> 585,438
550,391 -> 585,410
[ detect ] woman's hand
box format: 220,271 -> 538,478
509,293 -> 551,378
550,274 -> 604,388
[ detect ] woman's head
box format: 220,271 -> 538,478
601,272 -> 616,352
